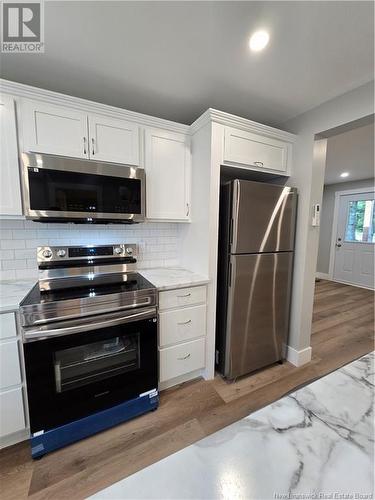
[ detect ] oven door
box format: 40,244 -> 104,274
21,152 -> 145,223
23,308 -> 157,433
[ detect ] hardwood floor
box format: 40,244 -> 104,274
1,280 -> 373,500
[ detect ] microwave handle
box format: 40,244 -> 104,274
23,307 -> 156,342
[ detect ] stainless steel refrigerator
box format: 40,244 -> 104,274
216,179 -> 297,379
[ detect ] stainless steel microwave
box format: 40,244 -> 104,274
21,153 -> 145,223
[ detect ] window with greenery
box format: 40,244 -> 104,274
345,199 -> 375,243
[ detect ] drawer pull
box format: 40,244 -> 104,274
177,319 -> 192,325
177,293 -> 191,298
177,353 -> 191,360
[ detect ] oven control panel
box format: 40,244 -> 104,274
37,244 -> 137,263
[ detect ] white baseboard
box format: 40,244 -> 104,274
287,346 -> 312,367
0,428 -> 29,449
316,272 -> 330,280
158,369 -> 203,391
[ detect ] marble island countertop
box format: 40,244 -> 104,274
0,268 -> 209,314
0,279 -> 37,313
91,352 -> 375,500
140,267 -> 209,291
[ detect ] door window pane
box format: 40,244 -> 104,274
345,200 -> 375,243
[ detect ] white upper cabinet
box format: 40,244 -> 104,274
21,99 -> 140,165
145,128 -> 191,221
22,99 -> 89,159
223,126 -> 292,174
88,114 -> 139,165
0,94 -> 23,216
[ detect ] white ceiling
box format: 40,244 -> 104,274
324,122 -> 374,185
1,1 -> 374,126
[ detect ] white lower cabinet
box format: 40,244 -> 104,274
159,338 -> 205,383
0,340 -> 21,389
159,285 -> 206,311
0,312 -> 28,446
158,285 -> 207,388
159,304 -> 206,347
0,388 -> 25,437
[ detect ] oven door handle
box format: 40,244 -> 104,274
23,307 -> 156,342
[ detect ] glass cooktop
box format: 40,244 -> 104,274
21,273 -> 155,307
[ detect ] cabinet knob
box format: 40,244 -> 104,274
254,161 -> 264,167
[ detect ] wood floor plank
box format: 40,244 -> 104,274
0,278 -> 373,500
28,419 -> 206,500
27,380 -> 225,496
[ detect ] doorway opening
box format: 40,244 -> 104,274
311,115 -> 374,364
316,117 -> 374,290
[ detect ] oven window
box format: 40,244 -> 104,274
54,333 -> 140,393
28,168 -> 142,214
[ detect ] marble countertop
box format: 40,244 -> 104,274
139,268 -> 209,291
0,268 -> 209,314
92,352 -> 374,500
0,279 -> 36,314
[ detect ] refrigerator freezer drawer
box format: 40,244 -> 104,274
224,252 -> 293,379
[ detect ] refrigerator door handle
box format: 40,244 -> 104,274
228,261 -> 232,287
229,219 -> 234,246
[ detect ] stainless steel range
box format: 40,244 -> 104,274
20,244 -> 159,459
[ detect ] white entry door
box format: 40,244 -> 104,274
333,191 -> 375,289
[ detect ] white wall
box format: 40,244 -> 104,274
317,178 -> 375,275
0,220 -> 181,281
282,80 -> 374,357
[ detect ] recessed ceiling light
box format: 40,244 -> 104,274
249,30 -> 270,52
340,172 -> 350,178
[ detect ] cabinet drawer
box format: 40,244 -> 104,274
159,304 -> 206,347
0,340 -> 21,389
159,338 -> 205,382
159,286 -> 206,311
0,313 -> 17,340
0,387 -> 25,438
224,126 -> 290,173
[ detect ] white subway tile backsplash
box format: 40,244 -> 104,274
0,221 -> 182,276
1,239 -> 26,249
2,259 -> 28,270
0,219 -> 25,229
15,268 -> 38,279
0,250 -> 14,260
0,270 -> 17,280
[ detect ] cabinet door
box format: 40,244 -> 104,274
21,98 -> 89,158
224,126 -> 291,173
145,128 -> 191,220
0,388 -> 25,438
88,114 -> 139,165
0,94 -> 23,216
0,340 -> 21,390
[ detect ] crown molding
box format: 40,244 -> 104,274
190,107 -> 296,142
0,79 -> 190,134
1,79 -> 296,142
